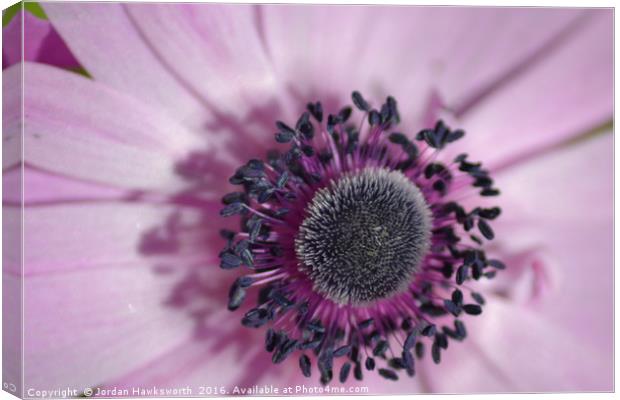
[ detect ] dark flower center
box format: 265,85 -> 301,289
218,90 -> 504,384
295,168 -> 432,305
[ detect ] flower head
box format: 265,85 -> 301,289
3,3 -> 612,395
219,91 -> 504,383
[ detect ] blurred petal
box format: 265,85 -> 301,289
493,133 -> 612,343
261,5 -> 374,95
19,202 -> 211,391
23,256 -> 194,391
3,275 -> 23,392
3,167 -> 127,205
2,63 -> 21,169
496,132 -> 613,224
42,2 -> 205,130
125,4 -> 277,112
15,62 -> 203,191
43,3 -> 278,132
457,10 -> 613,168
3,10 -> 79,69
23,203 -> 209,275
427,299 -> 610,392
361,367 -> 427,394
100,309 -> 295,390
429,134 -> 613,392
4,209 -> 22,396
419,336 -> 513,393
261,6 -> 583,126
3,207 -> 21,274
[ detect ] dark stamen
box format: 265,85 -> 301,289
299,354 -> 312,377
378,368 -> 399,381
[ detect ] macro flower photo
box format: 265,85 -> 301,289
2,2 -> 613,397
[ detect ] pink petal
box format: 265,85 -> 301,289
23,258 -> 195,391
4,207 -> 23,393
4,167 -> 128,205
100,309 -> 299,391
3,274 -> 23,395
19,201 -> 218,390
429,299 -> 611,392
3,10 -> 79,69
457,10 -> 613,169
3,207 -> 21,276
23,203 -> 210,276
428,134 -> 613,392
42,3 -> 203,127
3,63 -> 21,169
493,133 -> 613,346
261,6 -> 585,126
495,132 -> 613,225
124,4 -> 277,113
122,3 -> 293,164
260,5 -> 380,109
43,3 -> 277,132
2,138 -> 20,171
360,367 -> 427,394
12,62 -> 203,191
416,337 -> 512,393
17,192 -> 242,390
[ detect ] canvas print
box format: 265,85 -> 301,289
2,2 -> 614,398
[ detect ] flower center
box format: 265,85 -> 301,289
295,167 -> 432,305
219,91 -> 504,384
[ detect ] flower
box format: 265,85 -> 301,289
219,93 -> 504,384
3,3 -> 612,395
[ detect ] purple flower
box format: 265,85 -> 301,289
3,3 -> 612,394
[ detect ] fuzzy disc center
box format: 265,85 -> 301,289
295,168 -> 432,305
